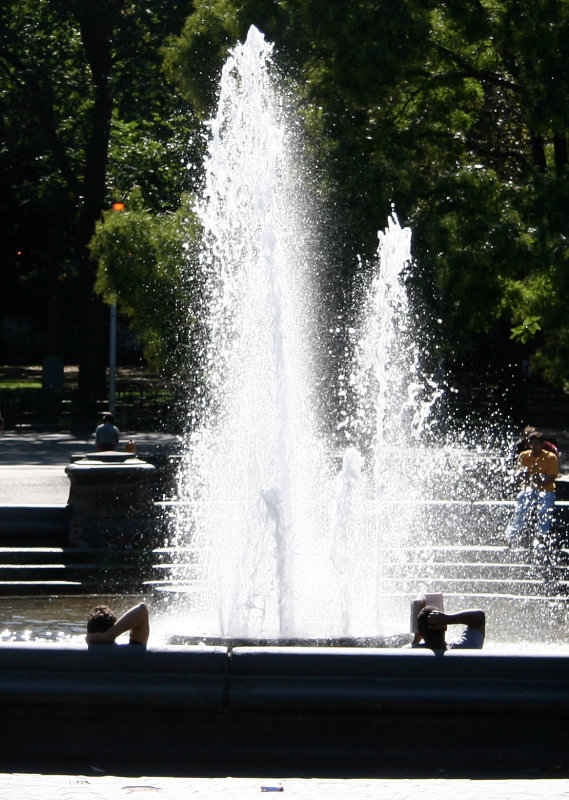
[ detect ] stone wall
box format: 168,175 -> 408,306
0,644 -> 566,777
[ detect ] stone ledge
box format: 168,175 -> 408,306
0,645 -> 567,776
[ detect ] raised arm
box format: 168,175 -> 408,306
86,603 -> 149,645
428,609 -> 485,635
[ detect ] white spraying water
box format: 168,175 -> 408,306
172,50 -> 435,634
174,26 -> 330,638
169,25 -> 567,645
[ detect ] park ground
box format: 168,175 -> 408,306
1,775 -> 569,800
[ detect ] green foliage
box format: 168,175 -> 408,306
0,0 -> 197,395
163,1 -> 240,114
4,0 -> 569,403
91,193 -> 205,385
106,111 -> 203,213
127,0 -> 569,391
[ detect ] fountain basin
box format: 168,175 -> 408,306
167,634 -> 410,648
0,643 -> 567,777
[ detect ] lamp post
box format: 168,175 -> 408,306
109,202 -> 125,415
109,298 -> 117,415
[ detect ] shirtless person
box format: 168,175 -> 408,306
86,602 -> 149,647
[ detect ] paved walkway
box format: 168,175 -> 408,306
0,776 -> 568,800
0,431 -> 180,505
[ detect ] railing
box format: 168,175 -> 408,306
0,386 -> 181,431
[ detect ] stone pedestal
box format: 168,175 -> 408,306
65,452 -> 157,548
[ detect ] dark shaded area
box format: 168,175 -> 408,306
0,646 -> 567,777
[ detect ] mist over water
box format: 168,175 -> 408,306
169,25 -> 568,645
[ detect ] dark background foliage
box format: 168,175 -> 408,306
2,0 -> 568,426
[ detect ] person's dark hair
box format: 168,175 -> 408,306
417,605 -> 446,650
528,431 -> 543,442
87,605 -> 117,633
417,605 -> 436,637
101,412 -> 115,424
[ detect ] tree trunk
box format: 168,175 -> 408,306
71,0 -> 119,424
530,132 -> 547,172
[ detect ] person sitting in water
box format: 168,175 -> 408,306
411,603 -> 485,652
86,602 -> 149,648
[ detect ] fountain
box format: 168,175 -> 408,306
0,25 -> 568,778
166,25 -> 569,648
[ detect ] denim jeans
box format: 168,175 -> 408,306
505,487 -> 555,542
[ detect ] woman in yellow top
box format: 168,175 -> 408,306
505,431 -> 558,545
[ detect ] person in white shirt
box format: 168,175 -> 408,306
412,604 -> 485,652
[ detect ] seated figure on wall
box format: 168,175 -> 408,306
95,412 -> 120,451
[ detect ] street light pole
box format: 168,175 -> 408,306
109,298 -> 117,415
108,201 -> 124,417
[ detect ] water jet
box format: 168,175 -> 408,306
163,25 -> 569,648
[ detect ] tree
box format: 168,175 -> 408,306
90,192 -> 206,405
411,0 -> 569,388
0,0 -> 196,419
7,0 -> 559,421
